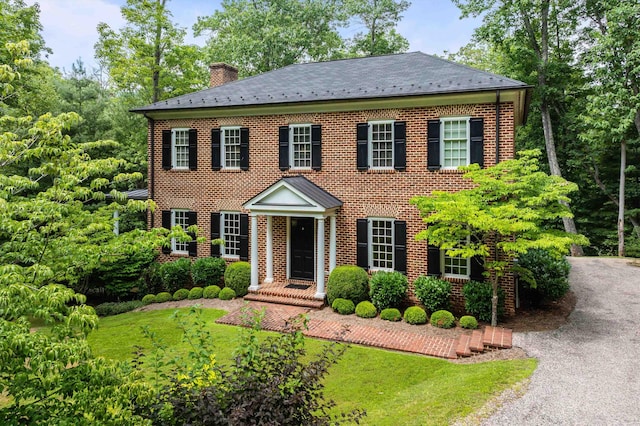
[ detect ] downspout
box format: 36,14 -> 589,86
495,90 -> 501,165
145,114 -> 155,228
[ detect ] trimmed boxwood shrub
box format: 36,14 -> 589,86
462,280 -> 505,322
326,265 -> 369,305
404,306 -> 427,325
188,287 -> 204,300
224,261 -> 251,297
518,249 -> 571,302
94,300 -> 144,317
331,298 -> 355,315
380,308 -> 402,322
203,285 -> 221,299
460,315 -> 478,329
141,294 -> 156,305
219,287 -> 236,300
159,258 -> 192,293
173,288 -> 189,301
192,257 -> 226,286
369,271 -> 408,310
355,301 -> 377,318
430,310 -> 455,329
156,292 -> 172,303
413,275 -> 451,313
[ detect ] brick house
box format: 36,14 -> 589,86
132,52 -> 531,315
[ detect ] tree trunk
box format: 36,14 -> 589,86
618,139 -> 626,256
491,276 -> 498,327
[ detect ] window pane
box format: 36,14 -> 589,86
222,212 -> 241,257
172,210 -> 190,253
173,130 -> 189,168
291,126 -> 311,168
371,123 -> 393,168
224,128 -> 241,168
371,219 -> 393,269
443,120 -> 468,167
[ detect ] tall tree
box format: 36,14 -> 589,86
194,0 -> 345,77
344,0 -> 410,56
453,0 -> 585,256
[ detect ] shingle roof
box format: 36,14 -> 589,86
281,176 -> 343,209
132,52 -> 529,113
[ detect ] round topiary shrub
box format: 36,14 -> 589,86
404,306 -> 427,325
188,287 -> 204,300
173,288 -> 189,301
462,280 -> 505,323
203,285 -> 221,299
156,292 -> 172,303
369,271 -> 408,310
413,275 -> 451,313
331,298 -> 355,315
191,257 -> 226,286
326,265 -> 369,306
224,261 -> 251,297
518,249 -> 571,303
459,315 -> 478,329
430,310 -> 455,329
159,258 -> 192,293
219,287 -> 236,300
355,301 -> 377,318
380,308 -> 402,322
141,294 -> 156,305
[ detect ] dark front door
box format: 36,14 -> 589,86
290,217 -> 314,280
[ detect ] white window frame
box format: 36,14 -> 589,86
440,117 -> 471,170
171,209 -> 190,255
368,120 -> 394,170
289,124 -> 312,170
369,218 -> 394,271
221,126 -> 241,170
442,236 -> 471,279
220,211 -> 241,258
171,128 -> 190,170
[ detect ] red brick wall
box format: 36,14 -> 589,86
149,102 -> 518,315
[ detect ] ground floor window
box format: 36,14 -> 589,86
370,218 -> 394,271
221,211 -> 241,257
171,209 -> 190,254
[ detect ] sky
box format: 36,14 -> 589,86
25,0 -> 482,72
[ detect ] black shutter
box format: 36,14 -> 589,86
162,130 -> 172,170
394,121 -> 406,171
469,117 -> 484,167
210,212 -> 221,257
211,128 -> 221,170
427,245 -> 441,276
188,129 -> 198,170
427,119 -> 441,171
470,255 -> 485,281
161,210 -> 171,254
356,218 -> 368,269
356,123 -> 369,170
239,213 -> 249,261
311,124 -> 322,170
188,211 -> 197,257
394,220 -> 407,274
279,126 -> 290,171
240,127 -> 249,170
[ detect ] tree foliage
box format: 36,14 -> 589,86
411,150 -> 588,325
343,0 -> 410,56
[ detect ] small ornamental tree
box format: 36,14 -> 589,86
411,150 -> 589,326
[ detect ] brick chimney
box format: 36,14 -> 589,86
209,63 -> 238,88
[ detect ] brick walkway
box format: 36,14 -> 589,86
216,302 -> 512,360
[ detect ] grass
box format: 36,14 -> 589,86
88,308 -> 537,425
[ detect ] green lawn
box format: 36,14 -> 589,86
88,308 -> 536,425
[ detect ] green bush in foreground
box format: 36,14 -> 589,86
173,288 -> 189,301
159,258 -> 192,293
219,287 -> 236,300
463,281 -> 505,322
355,301 -> 377,318
156,292 -> 172,303
94,301 -> 144,317
331,298 -> 355,315
224,261 -> 251,297
413,275 -> 451,313
430,310 -> 455,329
326,265 -> 370,305
460,315 -> 478,329
404,306 -> 427,325
141,294 -> 156,305
369,271 -> 408,310
191,257 -> 226,286
203,285 -> 221,299
188,287 -> 203,300
380,308 -> 402,322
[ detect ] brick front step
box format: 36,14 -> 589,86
455,334 -> 473,357
483,326 -> 513,349
244,293 -> 325,309
469,329 -> 485,353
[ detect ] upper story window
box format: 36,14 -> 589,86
162,128 -> 197,171
279,124 -> 322,171
356,121 -> 406,171
442,118 -> 469,169
211,127 -> 249,171
428,117 -> 484,171
222,127 -> 241,169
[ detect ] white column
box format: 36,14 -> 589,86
315,217 -> 326,299
329,215 -> 337,273
265,216 -> 273,283
249,214 -> 260,291
113,210 -> 120,236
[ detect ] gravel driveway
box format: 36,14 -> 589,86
484,257 -> 640,425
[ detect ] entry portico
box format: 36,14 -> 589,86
243,176 -> 342,299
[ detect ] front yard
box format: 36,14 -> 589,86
88,308 -> 536,425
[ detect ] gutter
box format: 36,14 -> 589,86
495,90 -> 501,164
145,113 -> 155,227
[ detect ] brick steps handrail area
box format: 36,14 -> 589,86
217,303 -> 512,360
